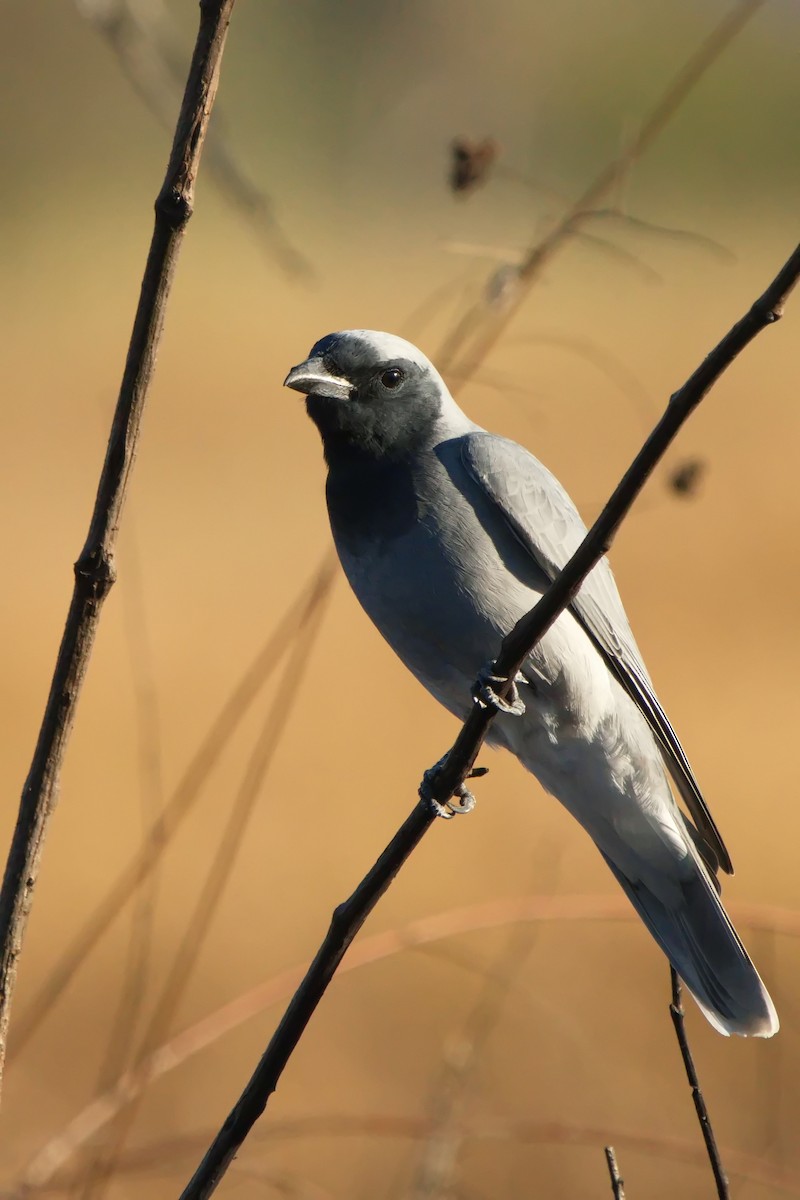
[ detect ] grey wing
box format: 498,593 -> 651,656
461,431 -> 732,876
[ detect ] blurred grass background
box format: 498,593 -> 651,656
1,0 -> 799,1196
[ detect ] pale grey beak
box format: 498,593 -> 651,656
284,356 -> 352,401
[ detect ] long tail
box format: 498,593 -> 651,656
601,849 -> 778,1036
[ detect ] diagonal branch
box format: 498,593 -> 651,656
178,241 -> 800,1198
436,0 -> 768,381
0,0 -> 238,1098
18,894 -> 800,1192
74,564 -> 337,1196
407,842 -> 563,1200
75,0 -> 312,280
9,555 -> 336,1061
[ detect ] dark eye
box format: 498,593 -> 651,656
380,367 -> 404,390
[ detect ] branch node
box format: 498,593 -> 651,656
0,0 -> 238,1102
154,185 -> 193,229
73,548 -> 117,601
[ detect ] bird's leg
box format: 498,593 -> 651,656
420,758 -> 488,819
472,663 -> 527,716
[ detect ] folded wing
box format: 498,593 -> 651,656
461,431 -> 732,875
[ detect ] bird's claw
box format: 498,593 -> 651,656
420,761 -> 486,819
472,664 -> 527,716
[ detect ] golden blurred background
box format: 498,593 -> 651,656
1,1 -> 799,1196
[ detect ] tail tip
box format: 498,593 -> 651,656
696,990 -> 780,1038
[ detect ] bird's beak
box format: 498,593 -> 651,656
283,356 -> 352,401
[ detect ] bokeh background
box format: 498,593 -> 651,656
1,1 -> 799,1196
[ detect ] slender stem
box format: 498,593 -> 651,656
78,568 -> 337,1195
431,241 -> 800,801
180,244 -> 800,1198
179,802 -> 433,1199
9,556 -> 336,1062
604,1146 -> 626,1200
669,968 -> 729,1200
0,0 -> 238,1096
436,0 -> 768,378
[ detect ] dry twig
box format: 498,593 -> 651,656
75,562 -> 336,1195
604,1146 -> 626,1199
18,892 -> 800,1193
407,841 -> 563,1200
75,0 -> 312,279
17,1114 -> 800,1199
81,529 -> 166,1180
669,968 -> 729,1200
0,0 -> 238,1097
178,238 -> 800,1197
436,0 -> 768,381
10,555 -> 337,1060
604,1142 -> 628,1200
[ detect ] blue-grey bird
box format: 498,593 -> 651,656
285,329 -> 778,1037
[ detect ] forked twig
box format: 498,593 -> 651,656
178,238 -> 800,1197
0,0 -> 238,1098
670,968 -> 729,1200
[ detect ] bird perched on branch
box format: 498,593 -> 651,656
285,329 -> 778,1038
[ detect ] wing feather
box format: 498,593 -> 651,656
461,431 -> 732,875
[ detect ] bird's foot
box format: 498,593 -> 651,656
420,759 -> 488,819
472,663 -> 526,716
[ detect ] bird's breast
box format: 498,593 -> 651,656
326,451 -> 547,714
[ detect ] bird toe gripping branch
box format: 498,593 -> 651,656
472,664 -> 527,716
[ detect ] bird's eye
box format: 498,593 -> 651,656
380,367 -> 404,390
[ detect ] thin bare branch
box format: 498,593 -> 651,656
178,240 -> 799,1198
75,0 -> 312,279
436,0 -> 767,381
74,564 -> 336,1195
19,892 -> 800,1192
582,209 -> 734,261
408,842 -> 563,1200
16,1115 -> 800,1198
434,241 -> 800,795
9,554 -> 337,1060
90,528 -> 166,1102
604,1146 -> 626,1200
669,968 -> 729,1200
0,0 -> 238,1099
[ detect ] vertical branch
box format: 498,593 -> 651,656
603,1146 -> 626,1200
669,969 -> 729,1200
0,0 -> 238,1095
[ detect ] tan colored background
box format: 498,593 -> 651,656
1,1 -> 799,1196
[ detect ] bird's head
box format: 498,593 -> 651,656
284,330 -> 462,460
